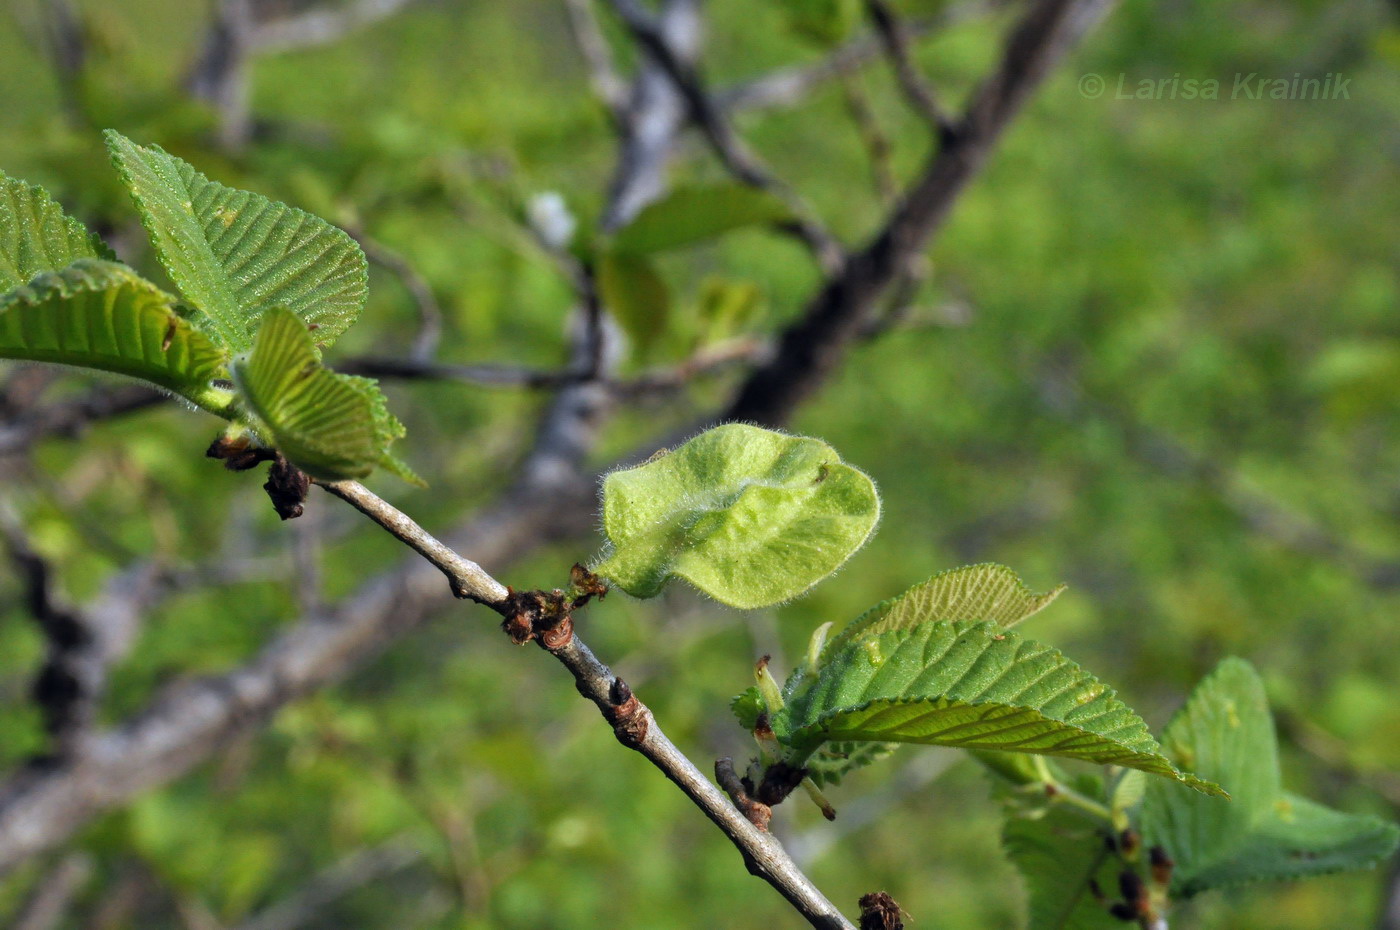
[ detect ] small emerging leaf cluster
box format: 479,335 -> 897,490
0,133 -> 415,483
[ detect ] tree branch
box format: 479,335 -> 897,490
725,0 -> 1118,426
607,0 -> 844,270
865,0 -> 956,136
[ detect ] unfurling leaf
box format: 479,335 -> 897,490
0,171 -> 113,292
779,621 -> 1222,795
592,424 -> 880,609
611,185 -> 792,254
1142,658 -> 1398,897
232,307 -> 417,483
105,131 -> 367,352
822,563 -> 1066,661
0,260 -> 229,411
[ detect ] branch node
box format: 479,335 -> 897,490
602,675 -> 647,747
206,434 -> 276,471
716,757 -> 772,831
858,891 -> 907,930
264,454 -> 311,520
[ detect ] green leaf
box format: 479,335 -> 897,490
0,171 -> 113,292
780,621 -> 1222,795
731,687 -> 766,731
0,260 -> 229,410
105,131 -> 367,352
611,185 -> 792,254
803,739 -> 899,788
1003,803 -> 1124,930
592,424 -> 881,609
1141,658 -> 1399,897
597,250 -> 671,355
232,307 -> 416,483
781,0 -> 861,46
823,563 -> 1066,661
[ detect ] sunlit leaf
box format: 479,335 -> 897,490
611,185 -> 792,254
592,424 -> 880,609
780,621 -> 1222,794
0,259 -> 229,410
232,306 -> 416,483
1142,658 -> 1398,897
106,131 -> 367,352
0,171 -> 113,292
823,563 -> 1066,661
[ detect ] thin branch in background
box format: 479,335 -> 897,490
40,0 -> 88,128
563,0 -> 629,120
187,0 -> 256,151
0,383 -> 165,459
725,0 -> 1119,427
11,852 -> 91,930
348,229 -> 444,362
234,839 -> 422,930
607,0 -> 845,271
837,70 -> 898,203
247,0 -> 418,52
719,2 -> 993,114
865,0 -> 957,138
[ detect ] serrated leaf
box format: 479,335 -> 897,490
611,185 -> 792,254
823,563 -> 1066,661
592,424 -> 880,609
0,171 -> 113,292
1142,658 -> 1399,897
780,622 -> 1221,795
232,307 -> 414,482
1003,804 -> 1124,930
731,687 -> 765,731
0,260 -> 228,409
598,250 -> 670,355
105,131 -> 367,352
804,740 -> 899,788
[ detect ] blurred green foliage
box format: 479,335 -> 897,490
1,0 -> 1398,927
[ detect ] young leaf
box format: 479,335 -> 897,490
105,131 -> 367,352
0,260 -> 229,411
0,171 -> 114,292
1141,658 -> 1399,897
592,424 -> 880,609
597,250 -> 671,355
611,185 -> 792,254
1003,803 -> 1125,930
780,622 -> 1222,795
803,740 -> 900,789
232,307 -> 416,483
822,563 -> 1066,661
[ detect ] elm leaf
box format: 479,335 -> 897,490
1142,658 -> 1398,897
592,424 -> 880,609
106,131 -> 367,352
232,307 -> 417,483
611,185 -> 792,254
0,171 -> 113,292
0,260 -> 229,412
822,563 -> 1066,661
780,621 -> 1222,795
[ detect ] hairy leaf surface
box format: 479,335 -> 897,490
233,307 -> 414,482
1003,804 -> 1124,930
1142,658 -> 1398,896
593,424 -> 880,609
782,622 -> 1221,794
823,563 -> 1066,660
0,260 -> 227,407
0,172 -> 113,293
612,185 -> 791,254
106,131 -> 366,352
